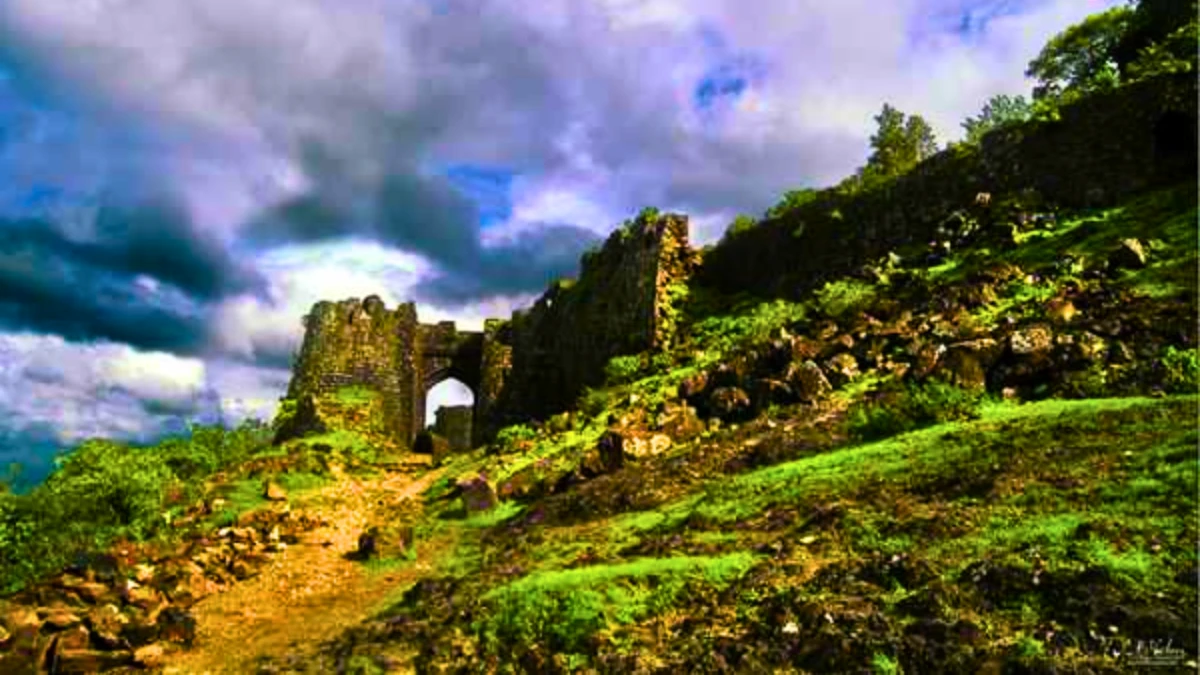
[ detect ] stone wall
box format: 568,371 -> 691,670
285,296 -> 420,444
474,319 -> 514,445
433,406 -> 474,452
492,212 -> 694,423
699,73 -> 1199,298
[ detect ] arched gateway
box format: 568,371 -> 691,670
282,295 -> 510,450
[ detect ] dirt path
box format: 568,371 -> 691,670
159,461 -> 451,674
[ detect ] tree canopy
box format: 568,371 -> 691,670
961,94 -> 1034,144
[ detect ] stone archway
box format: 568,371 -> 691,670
412,321 -> 484,450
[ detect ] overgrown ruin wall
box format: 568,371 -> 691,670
699,73 -> 1199,298
280,212 -> 694,449
285,297 -> 420,443
285,296 -> 502,450
491,212 -> 695,424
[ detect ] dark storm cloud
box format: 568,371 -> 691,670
0,196 -> 265,353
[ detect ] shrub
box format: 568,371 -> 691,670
765,188 -> 820,219
0,421 -> 273,593
847,379 -> 984,441
1160,346 -> 1200,394
814,279 -> 878,320
604,354 -> 644,386
577,388 -> 611,420
273,398 -> 298,433
723,214 -> 758,240
494,424 -> 537,451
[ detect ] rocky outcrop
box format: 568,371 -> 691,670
0,502 -> 323,673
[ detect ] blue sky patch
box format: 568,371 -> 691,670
441,164 -> 516,228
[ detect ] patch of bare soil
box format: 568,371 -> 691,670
159,460 -> 451,674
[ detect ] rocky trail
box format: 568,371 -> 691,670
158,459 -> 449,674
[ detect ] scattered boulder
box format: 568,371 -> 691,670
1108,238 -> 1147,271
458,475 -> 498,515
155,606 -> 196,647
596,431 -> 625,472
625,434 -> 673,460
755,339 -> 794,374
40,607 -> 82,630
659,403 -> 706,442
937,339 -> 1003,391
357,527 -> 379,559
787,361 -> 832,403
708,387 -> 752,422
133,643 -> 166,669
789,336 -> 824,362
677,371 -> 710,402
709,361 -> 746,390
1009,324 -> 1054,358
51,647 -> 135,673
263,480 -> 288,502
823,353 -> 861,388
750,378 -> 795,410
1046,298 -> 1077,324
84,605 -> 127,650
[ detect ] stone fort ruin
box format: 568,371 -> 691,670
280,212 -> 694,450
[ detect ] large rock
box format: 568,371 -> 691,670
659,403 -> 706,442
51,648 -> 135,673
755,339 -> 794,375
263,480 -> 288,502
707,387 -> 752,422
788,336 -> 825,362
937,338 -> 1003,391
677,371 -> 709,402
709,360 -> 747,390
787,361 -> 832,403
1108,238 -> 1147,271
84,604 -> 128,649
749,378 -> 795,409
823,353 -> 861,388
457,474 -> 498,515
1009,324 -> 1054,358
624,434 -> 673,460
596,431 -> 625,472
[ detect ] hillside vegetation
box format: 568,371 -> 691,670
0,2 -> 1196,673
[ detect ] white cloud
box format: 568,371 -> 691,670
0,332 -> 212,445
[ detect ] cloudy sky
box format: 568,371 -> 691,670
0,0 -> 1118,487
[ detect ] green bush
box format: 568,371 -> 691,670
723,214 -> 758,240
814,279 -> 878,320
0,420 -> 273,594
847,380 -> 984,441
577,388 -> 611,420
764,188 -> 820,219
272,398 -> 298,433
1160,346 -> 1200,394
494,424 -> 537,450
604,354 -> 644,386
